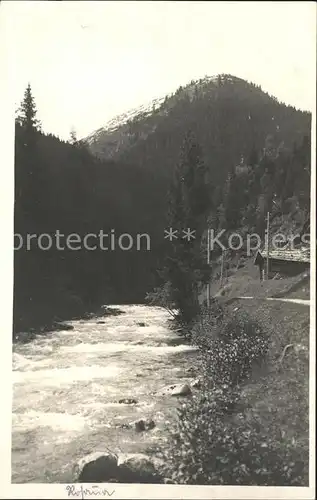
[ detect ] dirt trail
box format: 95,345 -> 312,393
236,297 -> 310,306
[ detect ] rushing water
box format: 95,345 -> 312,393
12,305 -> 198,483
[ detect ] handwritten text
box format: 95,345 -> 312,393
66,485 -> 116,500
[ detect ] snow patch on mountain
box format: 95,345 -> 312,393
86,95 -> 168,145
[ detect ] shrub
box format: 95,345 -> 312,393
145,282 -> 177,320
146,281 -> 200,333
159,307 -> 302,485
161,389 -> 306,485
192,305 -> 268,387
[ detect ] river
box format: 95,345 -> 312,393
12,305 -> 198,483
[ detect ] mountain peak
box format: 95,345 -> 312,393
85,74 -> 248,145
85,75 -> 310,183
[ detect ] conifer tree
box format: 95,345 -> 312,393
162,132 -> 211,325
70,127 -> 78,145
15,83 -> 44,232
17,83 -> 41,134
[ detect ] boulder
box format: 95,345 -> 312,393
157,383 -> 192,397
171,383 -> 192,397
74,451 -> 118,483
118,398 -> 138,405
164,477 -> 174,484
97,320 -> 106,324
14,331 -> 36,343
118,423 -> 131,429
53,322 -> 74,331
117,454 -> 162,483
145,419 -> 156,431
83,312 -> 95,319
131,418 -> 155,432
137,322 -> 147,327
133,419 -> 145,432
191,378 -> 202,389
185,367 -> 196,375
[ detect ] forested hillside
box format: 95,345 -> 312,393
13,86 -> 167,334
13,77 -> 311,334
88,74 -> 311,289
87,75 -> 311,187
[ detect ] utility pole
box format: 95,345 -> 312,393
266,211 -> 270,280
206,229 -> 210,307
220,249 -> 224,288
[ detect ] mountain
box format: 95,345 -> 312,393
14,77 -> 311,335
86,74 -> 311,186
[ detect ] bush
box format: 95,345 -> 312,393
159,307 -> 305,485
146,282 -> 176,318
192,305 -> 268,387
161,388 -> 306,485
146,281 -> 200,332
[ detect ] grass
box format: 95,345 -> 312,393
235,298 -> 309,484
208,255 -> 310,302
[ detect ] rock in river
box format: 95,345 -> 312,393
118,398 -> 138,404
131,418 -> 156,432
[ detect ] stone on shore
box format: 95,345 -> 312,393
74,451 -> 118,482
157,383 -> 192,397
117,454 -> 163,483
53,322 -> 74,331
191,378 -> 202,389
171,383 -> 192,397
74,451 -> 163,483
164,477 -> 174,484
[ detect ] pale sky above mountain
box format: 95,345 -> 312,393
1,1 -> 316,140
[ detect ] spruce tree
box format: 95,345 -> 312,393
17,83 -> 41,134
70,127 -> 78,145
15,84 -> 44,229
15,84 -> 41,225
162,132 -> 211,325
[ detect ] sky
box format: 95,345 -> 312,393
1,1 -> 316,140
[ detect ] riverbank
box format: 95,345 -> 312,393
12,304 -> 125,344
159,295 -> 310,485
